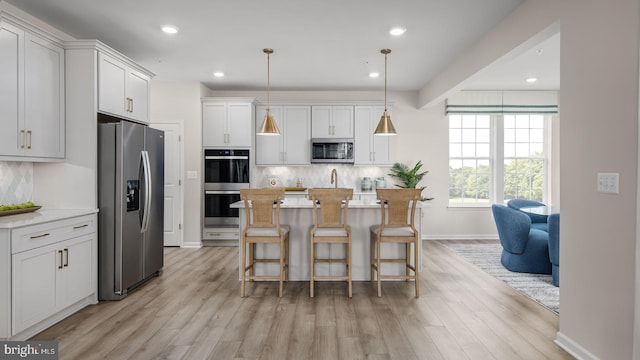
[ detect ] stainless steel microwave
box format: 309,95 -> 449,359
310,138 -> 355,164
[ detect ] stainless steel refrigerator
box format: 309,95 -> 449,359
98,120 -> 164,300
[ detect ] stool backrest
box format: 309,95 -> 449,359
376,188 -> 422,228
240,188 -> 285,228
308,188 -> 353,228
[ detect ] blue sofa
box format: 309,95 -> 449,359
548,213 -> 560,286
491,204 -> 552,274
507,199 -> 548,232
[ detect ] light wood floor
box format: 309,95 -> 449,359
32,240 -> 573,360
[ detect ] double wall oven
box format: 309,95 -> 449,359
202,149 -> 249,243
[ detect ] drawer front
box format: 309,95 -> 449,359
203,228 -> 240,240
11,215 -> 96,254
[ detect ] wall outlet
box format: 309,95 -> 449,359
597,172 -> 619,194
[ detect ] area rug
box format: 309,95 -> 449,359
445,243 -> 559,314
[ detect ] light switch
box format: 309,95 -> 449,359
597,172 -> 619,194
186,170 -> 198,180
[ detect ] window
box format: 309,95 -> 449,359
449,114 -> 491,205
448,113 -> 548,206
503,114 -> 545,201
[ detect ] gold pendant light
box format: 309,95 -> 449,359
374,48 -> 397,136
257,48 -> 280,135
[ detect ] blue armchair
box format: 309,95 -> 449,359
507,199 -> 548,232
491,204 -> 552,274
548,213 -> 560,286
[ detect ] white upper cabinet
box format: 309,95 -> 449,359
0,21 -> 23,157
354,105 -> 393,165
202,98 -> 254,148
255,105 -> 311,165
0,20 -> 64,160
24,33 -> 65,158
311,105 -> 354,138
98,53 -> 150,124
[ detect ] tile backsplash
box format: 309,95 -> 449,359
252,164 -> 396,191
0,161 -> 33,205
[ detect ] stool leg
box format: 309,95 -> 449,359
241,237 -> 247,297
370,231 -> 375,282
347,240 -> 352,298
414,239 -> 420,298
377,237 -> 382,297
406,242 -> 410,280
284,234 -> 289,282
310,237 -> 315,298
279,237 -> 284,298
249,242 -> 255,281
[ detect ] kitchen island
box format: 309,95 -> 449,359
230,198 -> 422,281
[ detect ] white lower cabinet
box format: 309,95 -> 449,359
0,212 -> 97,340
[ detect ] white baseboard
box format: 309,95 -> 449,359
422,234 -> 499,240
181,241 -> 203,249
555,331 -> 600,360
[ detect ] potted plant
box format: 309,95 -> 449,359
388,160 -> 433,201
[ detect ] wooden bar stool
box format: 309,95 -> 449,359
308,188 -> 353,298
370,188 -> 421,297
239,188 -> 290,297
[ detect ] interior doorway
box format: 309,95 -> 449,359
150,122 -> 184,247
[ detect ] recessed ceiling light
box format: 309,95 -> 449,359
536,49 -> 544,55
161,25 -> 179,34
213,72 -> 225,78
369,72 -> 380,78
525,77 -> 538,83
389,27 -> 406,36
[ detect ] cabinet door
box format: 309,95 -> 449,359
283,106 -> 311,165
311,106 -> 332,138
202,102 -> 227,147
127,69 -> 150,123
354,106 -> 392,165
24,33 -> 64,158
370,106 -> 392,165
354,106 -> 374,164
12,244 -> 57,335
331,106 -> 354,138
227,103 -> 252,147
255,106 -> 283,165
311,106 -> 354,138
0,22 -> 24,156
57,235 -> 94,310
98,53 -> 127,117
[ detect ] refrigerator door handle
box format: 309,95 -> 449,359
141,150 -> 152,233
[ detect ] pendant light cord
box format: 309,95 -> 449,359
267,51 -> 270,111
384,51 -> 387,113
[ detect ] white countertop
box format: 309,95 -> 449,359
0,208 -> 99,229
231,198 -> 427,209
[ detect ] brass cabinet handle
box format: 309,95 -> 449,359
58,250 -> 63,269
73,224 -> 89,230
130,98 -> 134,113
20,130 -> 25,148
64,248 -> 69,267
30,232 -> 50,239
27,130 -> 32,149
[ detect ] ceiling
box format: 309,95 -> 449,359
6,0 -> 559,92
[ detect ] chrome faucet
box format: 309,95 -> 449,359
330,168 -> 338,188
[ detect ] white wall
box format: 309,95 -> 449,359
559,1 -> 638,359
150,81 -> 204,247
418,0 -> 639,358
